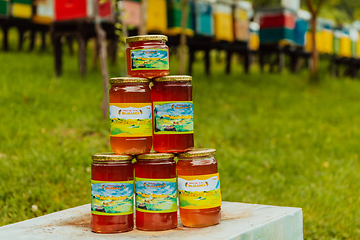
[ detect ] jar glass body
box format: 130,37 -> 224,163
91,161 -> 134,233
134,159 -> 177,230
151,81 -> 194,152
109,82 -> 152,154
176,156 -> 221,227
126,40 -> 170,78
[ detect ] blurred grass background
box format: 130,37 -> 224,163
0,37 -> 360,239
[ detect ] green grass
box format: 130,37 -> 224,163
0,48 -> 360,239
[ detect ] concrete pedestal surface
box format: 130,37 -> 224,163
0,201 -> 303,240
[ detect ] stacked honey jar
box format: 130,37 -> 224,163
91,35 -> 222,233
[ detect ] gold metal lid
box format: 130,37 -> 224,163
154,75 -> 192,82
109,77 -> 150,84
92,153 -> 133,162
177,148 -> 216,158
126,35 -> 168,44
137,152 -> 175,160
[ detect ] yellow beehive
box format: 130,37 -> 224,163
147,0 -> 167,33
340,35 -> 351,58
305,31 -> 321,52
321,30 -> 333,54
213,2 -> 234,42
12,3 -> 32,19
249,32 -> 259,50
234,8 -> 247,21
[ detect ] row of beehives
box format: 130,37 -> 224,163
0,0 -> 114,24
1,0 -> 359,59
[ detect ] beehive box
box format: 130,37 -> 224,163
11,0 -> 32,19
33,0 -> 53,24
249,22 -> 259,50
213,0 -> 234,42
166,0 -> 194,36
294,18 -> 308,46
233,1 -> 251,42
122,0 -> 141,27
333,30 -> 342,56
54,0 -> 113,22
0,0 -> 10,18
147,0 -> 167,33
340,34 -> 351,58
191,1 -> 214,37
258,8 -> 295,29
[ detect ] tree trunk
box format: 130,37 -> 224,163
311,14 -> 318,75
179,0 -> 189,75
140,0 -> 148,35
94,0 -> 109,119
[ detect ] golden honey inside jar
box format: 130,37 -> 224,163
176,148 -> 222,227
91,153 -> 134,233
126,35 -> 170,79
134,152 -> 178,231
109,77 -> 152,154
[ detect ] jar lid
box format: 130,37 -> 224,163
154,75 -> 192,82
126,35 -> 168,44
177,148 -> 216,158
92,153 -> 133,162
109,77 -> 150,84
137,152 -> 175,160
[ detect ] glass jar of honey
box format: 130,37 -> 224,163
126,35 -> 170,79
152,75 -> 194,153
109,77 -> 152,154
91,153 -> 134,233
134,153 -> 177,231
177,149 -> 222,227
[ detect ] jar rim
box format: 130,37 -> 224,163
154,75 -> 192,82
126,35 -> 168,44
177,148 -> 216,158
137,152 -> 175,160
92,153 -> 134,162
109,77 -> 150,84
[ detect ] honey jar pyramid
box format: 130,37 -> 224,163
91,35 -> 222,233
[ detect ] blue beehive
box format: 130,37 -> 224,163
294,18 -> 308,46
191,1 -> 214,37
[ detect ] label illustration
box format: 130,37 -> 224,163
130,49 -> 169,70
135,178 -> 177,213
153,101 -> 194,134
109,103 -> 152,137
91,180 -> 134,216
177,173 -> 222,209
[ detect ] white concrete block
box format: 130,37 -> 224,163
0,201 -> 303,240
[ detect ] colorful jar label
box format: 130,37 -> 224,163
178,173 -> 222,210
91,180 -> 134,216
130,49 -> 169,70
153,101 -> 194,134
109,103 -> 152,137
135,177 -> 177,213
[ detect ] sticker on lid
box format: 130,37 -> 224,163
177,173 -> 222,209
91,180 -> 134,216
109,103 -> 152,137
153,101 -> 194,134
130,49 -> 169,70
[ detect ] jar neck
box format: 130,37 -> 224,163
93,160 -> 132,164
128,40 -> 166,47
153,81 -> 192,86
136,159 -> 174,163
178,155 -> 215,161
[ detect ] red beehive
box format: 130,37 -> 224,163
259,9 -> 295,29
54,0 -> 113,22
